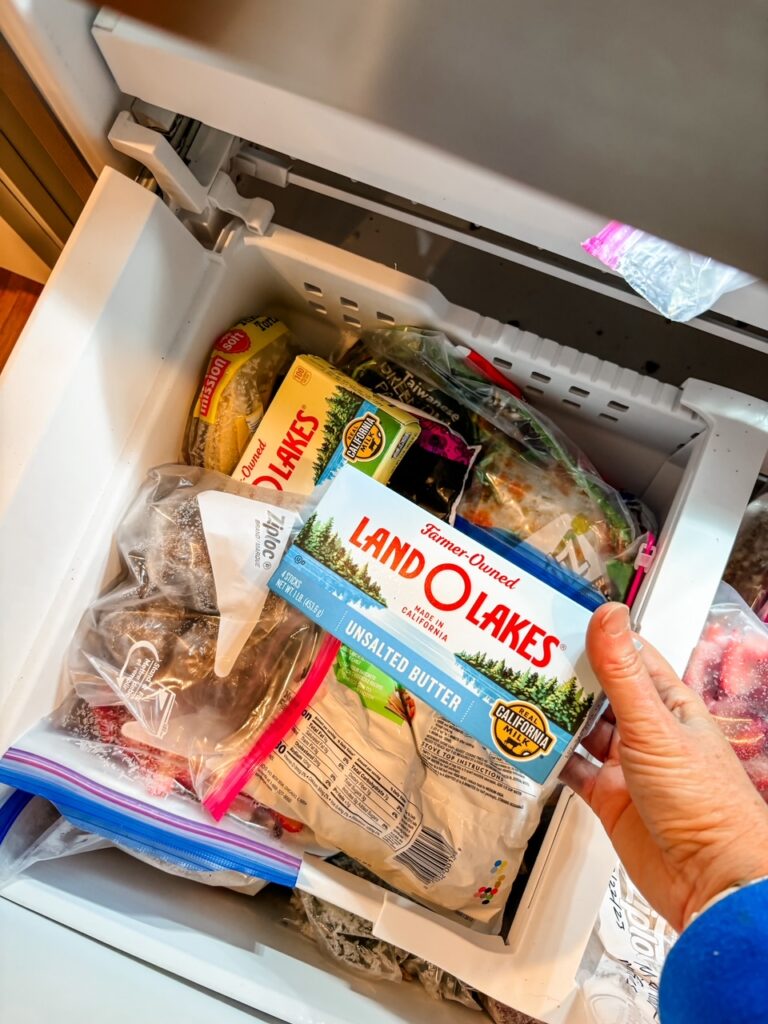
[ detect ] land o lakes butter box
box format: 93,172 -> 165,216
232,355 -> 420,493
270,466 -> 606,784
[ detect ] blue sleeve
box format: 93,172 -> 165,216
659,879 -> 768,1024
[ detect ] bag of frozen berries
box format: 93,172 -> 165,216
684,583 -> 768,799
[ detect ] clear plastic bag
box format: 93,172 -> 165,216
576,865 -> 675,1024
723,490 -> 768,617
684,583 -> 768,798
0,790 -> 268,894
248,644 -> 546,931
183,314 -> 295,474
289,855 -> 481,1010
0,791 -> 109,887
360,328 -> 637,598
68,465 -> 322,807
582,221 -> 754,322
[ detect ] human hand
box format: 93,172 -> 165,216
561,603 -> 768,932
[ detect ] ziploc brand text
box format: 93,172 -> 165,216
270,467 -> 605,784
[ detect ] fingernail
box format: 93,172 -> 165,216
602,604 -> 630,637
632,636 -> 644,651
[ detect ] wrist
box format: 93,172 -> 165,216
682,838 -> 768,929
684,874 -> 768,929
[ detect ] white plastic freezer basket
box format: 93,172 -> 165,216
1,169 -> 767,1023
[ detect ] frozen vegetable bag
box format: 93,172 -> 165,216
358,329 -> 638,599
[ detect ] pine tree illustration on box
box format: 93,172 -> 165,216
296,513 -> 387,605
457,652 -> 594,734
311,389 -> 362,481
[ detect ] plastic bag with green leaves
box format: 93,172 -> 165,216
359,328 -> 638,599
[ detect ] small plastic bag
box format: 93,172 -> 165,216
68,465 -> 322,808
582,221 -> 754,322
360,328 -> 637,598
0,790 -> 109,887
684,583 -> 768,798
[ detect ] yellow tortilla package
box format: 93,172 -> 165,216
184,315 -> 293,474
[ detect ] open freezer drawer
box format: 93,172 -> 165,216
1,168 -> 768,1023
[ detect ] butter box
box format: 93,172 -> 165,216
270,466 -> 605,785
233,355 -> 420,494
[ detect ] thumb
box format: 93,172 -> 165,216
587,604 -> 680,748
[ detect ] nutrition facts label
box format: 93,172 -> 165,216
275,708 -> 421,850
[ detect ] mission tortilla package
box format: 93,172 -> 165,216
247,643 -> 546,930
183,314 -> 294,474
270,467 -> 604,785
232,355 -> 420,494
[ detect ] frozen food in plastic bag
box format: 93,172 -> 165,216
360,328 -> 637,598
340,339 -> 480,521
582,221 -> 754,322
289,853 -> 481,1009
684,583 -> 768,798
723,489 -> 768,617
0,699 -> 329,890
183,314 -> 294,474
67,465 -> 322,806
0,789 -> 269,894
247,644 -> 548,931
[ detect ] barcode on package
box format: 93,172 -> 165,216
394,825 -> 457,885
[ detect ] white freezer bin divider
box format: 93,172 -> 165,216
2,169 -> 767,1021
632,382 -> 768,673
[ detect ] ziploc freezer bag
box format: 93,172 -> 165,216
270,466 -> 604,785
360,329 -> 637,599
0,707 -> 326,889
66,465 -> 322,807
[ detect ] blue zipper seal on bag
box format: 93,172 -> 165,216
0,788 -> 33,844
0,750 -> 301,887
454,516 -> 605,612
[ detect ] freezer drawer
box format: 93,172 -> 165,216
1,168 -> 767,1023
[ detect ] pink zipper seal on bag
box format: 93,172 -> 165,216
625,533 -> 656,609
582,221 -> 641,270
204,634 -> 341,821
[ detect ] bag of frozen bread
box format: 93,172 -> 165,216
246,644 -> 550,932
